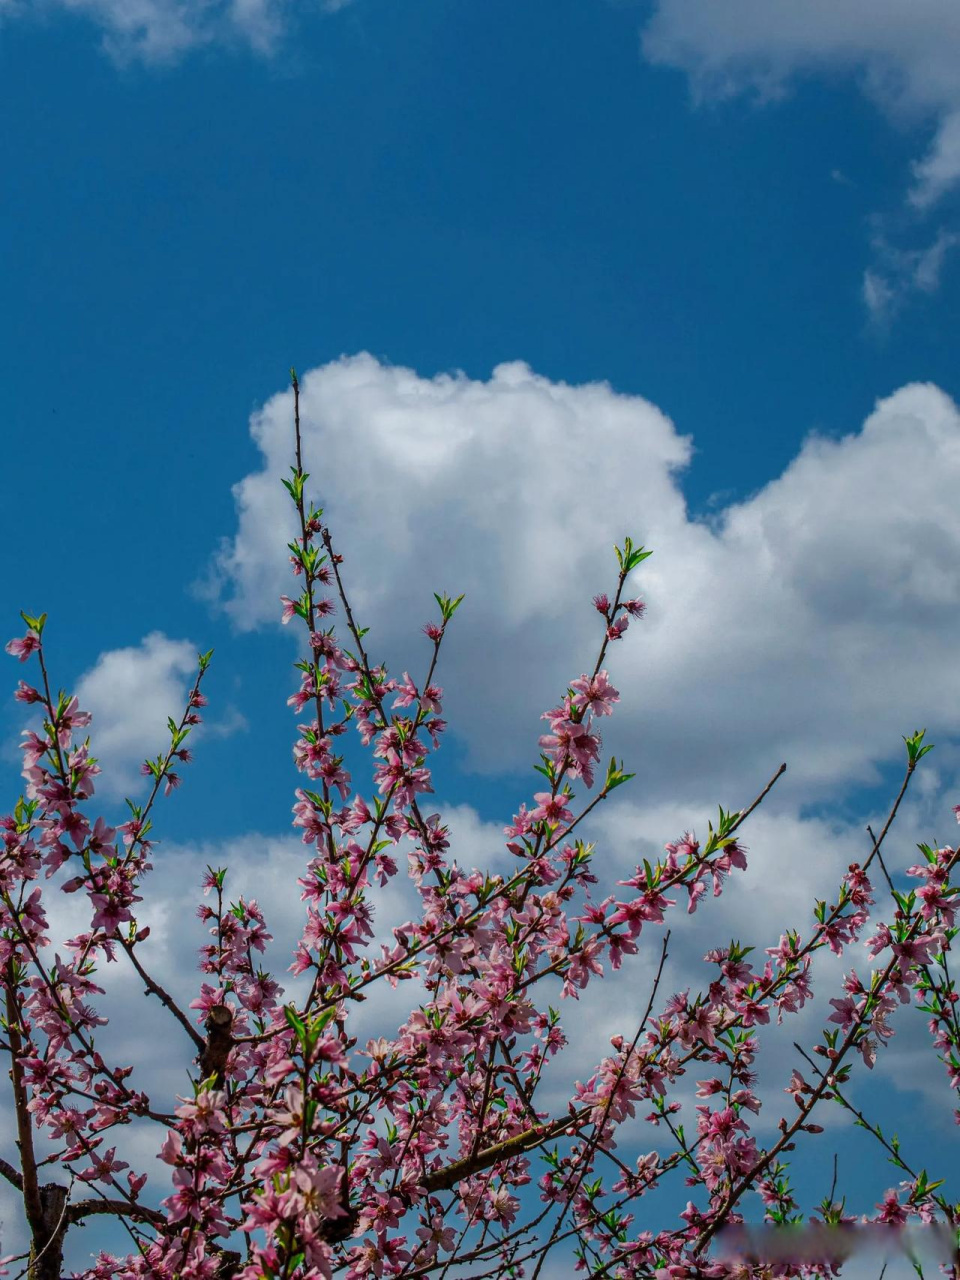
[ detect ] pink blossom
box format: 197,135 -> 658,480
78,1146 -> 129,1184
5,632 -> 40,662
569,669 -> 619,717
530,791 -> 573,827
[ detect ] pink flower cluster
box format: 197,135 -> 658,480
1,385 -> 958,1280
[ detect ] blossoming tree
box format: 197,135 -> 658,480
2,372 -> 958,1280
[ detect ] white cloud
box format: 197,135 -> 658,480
208,356 -> 960,808
640,0 -> 960,314
74,631 -> 212,798
641,0 -> 960,134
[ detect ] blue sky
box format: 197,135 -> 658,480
3,0 -> 960,1271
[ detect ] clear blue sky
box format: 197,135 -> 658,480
3,0 -> 960,1266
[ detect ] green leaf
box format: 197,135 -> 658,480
604,755 -> 636,793
624,545 -> 653,573
533,754 -> 557,783
281,467 -> 307,507
284,1005 -> 307,1043
433,591 -> 466,624
614,536 -> 654,575
19,611 -> 46,636
306,1006 -> 337,1048
904,728 -> 934,765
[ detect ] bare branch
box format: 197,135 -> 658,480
66,1198 -> 166,1227
118,935 -> 205,1054
0,1154 -> 23,1191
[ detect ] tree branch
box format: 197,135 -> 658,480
4,973 -> 43,1232
118,936 -> 205,1054
0,1154 -> 23,1191
422,1112 -> 583,1193
66,1197 -> 165,1227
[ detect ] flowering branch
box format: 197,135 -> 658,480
1,380 -> 956,1280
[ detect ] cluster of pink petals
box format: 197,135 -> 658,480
0,474 -> 957,1280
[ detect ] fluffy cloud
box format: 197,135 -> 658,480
208,355 -> 960,809
640,0 -> 960,312
75,630 -> 245,798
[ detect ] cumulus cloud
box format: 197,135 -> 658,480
640,0 -> 960,313
10,0 -> 347,64
207,355 -> 960,809
75,630 -> 245,798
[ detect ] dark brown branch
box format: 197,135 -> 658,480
730,761 -> 786,831
422,1112 -> 583,1193
0,1154 -> 23,1191
26,1183 -> 69,1280
66,1198 -> 165,1227
118,936 -> 204,1054
198,1004 -> 235,1086
4,974 -> 43,1231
